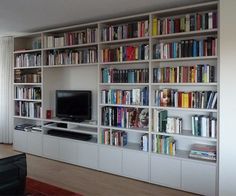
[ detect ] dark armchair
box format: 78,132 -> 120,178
0,153 -> 27,195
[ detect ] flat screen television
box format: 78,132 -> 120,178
56,90 -> 92,122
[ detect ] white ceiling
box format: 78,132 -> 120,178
0,0 -> 214,36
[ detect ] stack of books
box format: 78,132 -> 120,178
189,144 -> 216,161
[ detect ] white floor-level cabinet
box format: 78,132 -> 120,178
77,142 -> 98,170
150,155 -> 181,189
27,132 -> 42,156
59,138 -> 78,165
13,130 -> 42,156
122,149 -> 149,181
150,153 -> 216,195
43,135 -> 60,160
13,130 -> 28,152
182,161 -> 216,196
99,146 -> 122,175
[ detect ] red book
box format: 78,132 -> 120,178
174,18 -> 180,33
178,92 -> 182,107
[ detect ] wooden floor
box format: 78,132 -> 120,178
0,144 -> 196,196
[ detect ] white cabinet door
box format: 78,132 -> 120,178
150,155 -> 181,189
27,132 -> 42,156
182,161 -> 216,196
78,142 -> 98,169
13,130 -> 28,152
99,146 -> 122,175
43,135 -> 59,160
59,138 -> 78,165
122,149 -> 149,181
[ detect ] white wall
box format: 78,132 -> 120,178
219,0 -> 236,195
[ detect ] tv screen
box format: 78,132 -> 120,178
56,90 -> 92,122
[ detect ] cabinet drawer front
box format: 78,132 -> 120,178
123,150 -> 149,181
28,132 -> 42,156
78,142 -> 98,169
13,130 -> 28,152
182,161 -> 216,196
99,146 -> 122,175
59,139 -> 78,164
43,136 -> 59,160
151,155 -> 181,189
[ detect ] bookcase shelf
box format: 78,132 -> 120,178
100,37 -> 149,44
13,66 -> 42,70
151,28 -> 218,39
42,42 -> 98,50
43,63 -> 98,68
12,2 -> 218,195
14,49 -> 42,54
14,99 -> 42,102
43,124 -> 98,136
99,83 -> 149,86
151,131 -> 217,142
151,56 -> 217,62
151,82 -> 217,86
151,150 -> 216,165
13,83 -> 42,86
100,60 -> 149,65
99,103 -> 149,108
151,106 -> 217,113
13,116 -> 42,121
100,125 -> 149,133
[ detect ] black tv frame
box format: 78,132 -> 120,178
55,90 -> 92,122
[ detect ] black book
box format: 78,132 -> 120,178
209,65 -> 215,82
190,14 -> 195,31
207,37 -> 213,56
184,40 -> 189,57
181,40 -> 185,57
205,13 -> 209,29
189,39 -> 194,57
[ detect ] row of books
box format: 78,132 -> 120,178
153,64 -> 215,83
140,133 -> 148,151
152,11 -> 217,36
32,39 -> 41,50
101,44 -> 149,62
15,87 -> 41,100
154,89 -> 217,109
14,69 -> 41,83
101,20 -> 149,41
192,115 -> 217,138
15,102 -> 42,118
101,107 -> 149,129
189,143 -> 216,161
44,28 -> 97,48
101,87 -> 149,106
101,68 -> 149,83
153,109 -> 183,134
152,135 -> 176,156
15,53 -> 41,67
100,129 -> 128,147
46,48 -> 97,65
153,37 -> 217,59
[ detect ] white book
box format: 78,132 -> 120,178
208,12 -> 213,29
145,20 -> 149,37
185,14 -> 190,32
201,116 -> 207,137
142,134 -> 148,152
211,118 -> 216,138
211,92 -> 218,109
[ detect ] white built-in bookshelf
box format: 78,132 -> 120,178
13,1 -> 218,195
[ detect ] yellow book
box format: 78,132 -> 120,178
152,17 -> 158,36
170,142 -> 173,155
